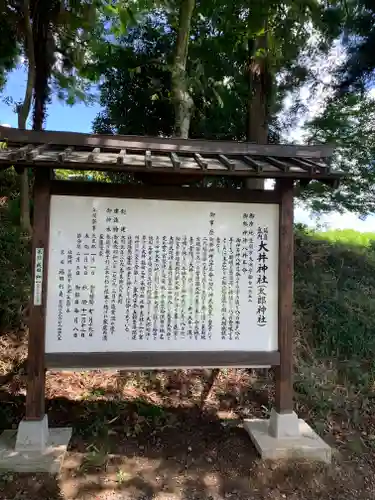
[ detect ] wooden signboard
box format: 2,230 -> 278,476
26,173 -> 293,420
0,128 -> 342,462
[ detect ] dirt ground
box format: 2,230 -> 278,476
1,365 -> 375,499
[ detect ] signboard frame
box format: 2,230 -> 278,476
26,172 -> 293,421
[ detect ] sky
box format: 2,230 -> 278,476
1,67 -> 374,233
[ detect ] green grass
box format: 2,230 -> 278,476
314,228 -> 375,248
295,225 -> 375,359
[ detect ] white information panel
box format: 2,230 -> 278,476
45,195 -> 279,353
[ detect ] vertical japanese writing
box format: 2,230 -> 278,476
153,236 -> 160,341
235,237 -> 241,340
111,231 -> 119,336
80,284 -> 88,338
88,284 -> 95,337
72,233 -> 81,340
174,236 -> 181,339
138,235 -> 147,341
91,207 -> 97,276
34,248 -> 44,306
167,236 -> 174,341
180,236 -> 188,338
73,284 -> 80,338
99,234 -> 104,258
194,237 -> 201,340
159,236 -> 167,340
119,234 -> 126,306
76,233 -> 81,280
248,213 -> 255,302
57,249 -> 64,341
102,231 -> 111,341
201,236 -> 208,340
208,213 -> 215,340
242,212 -> 255,302
132,235 -> 140,340
187,236 -> 194,339
146,236 -> 153,340
83,232 -> 90,277
221,237 -> 228,340
257,226 -> 269,326
125,235 -> 133,337
227,238 -> 234,341
66,250 -> 73,315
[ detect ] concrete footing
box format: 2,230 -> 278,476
0,416 -> 72,473
244,410 -> 331,463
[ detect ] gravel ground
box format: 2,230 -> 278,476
0,369 -> 374,499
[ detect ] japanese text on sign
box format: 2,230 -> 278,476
33,248 -> 44,306
45,196 -> 279,354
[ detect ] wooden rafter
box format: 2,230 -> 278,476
87,147 -> 100,162
116,149 -> 126,164
242,155 -> 263,172
27,143 -> 49,160
58,147 -> 73,162
145,150 -> 152,168
170,152 -> 181,169
194,153 -> 208,170
266,156 -> 290,172
218,154 -> 235,170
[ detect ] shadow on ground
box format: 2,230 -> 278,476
0,386 -> 374,500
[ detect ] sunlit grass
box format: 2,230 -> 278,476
314,228 -> 375,247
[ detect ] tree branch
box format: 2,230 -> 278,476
18,0 -> 34,236
171,0 -> 195,138
18,0 -> 35,129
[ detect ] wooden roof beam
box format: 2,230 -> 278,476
117,149 -> 126,164
58,147 -> 73,162
0,126 -> 335,158
26,143 -> 49,160
242,155 -> 263,172
170,152 -> 181,169
266,156 -> 290,172
194,153 -> 208,170
218,154 -> 235,170
87,147 -> 100,162
145,150 -> 152,168
9,144 -> 34,160
300,157 -> 330,173
287,157 -> 315,175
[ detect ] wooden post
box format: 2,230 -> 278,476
25,168 -> 51,420
275,178 -> 294,414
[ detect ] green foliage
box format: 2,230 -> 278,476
295,226 -> 375,362
93,16 -> 175,136
336,0 -> 375,93
0,16 -> 19,90
303,92 -> 375,215
0,172 -> 31,330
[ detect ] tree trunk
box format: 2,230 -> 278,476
247,37 -> 268,144
246,20 -> 269,190
17,0 -> 35,235
171,0 -> 195,139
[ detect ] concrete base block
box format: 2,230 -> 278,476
244,418 -> 331,463
15,415 -> 49,452
0,427 -> 72,473
269,409 -> 300,438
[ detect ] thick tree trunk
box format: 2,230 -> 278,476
246,21 -> 269,190
171,0 -> 195,139
17,0 -> 35,235
247,37 -> 268,145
